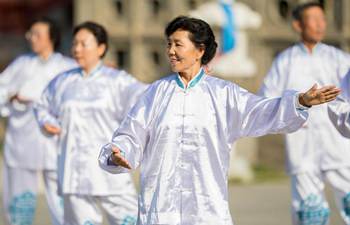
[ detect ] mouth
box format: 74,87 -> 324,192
74,56 -> 83,61
169,57 -> 180,65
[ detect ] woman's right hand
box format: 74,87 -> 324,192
43,123 -> 61,135
110,145 -> 132,169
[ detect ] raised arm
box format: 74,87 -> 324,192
228,83 -> 340,142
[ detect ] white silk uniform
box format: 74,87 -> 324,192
328,70 -> 350,139
259,42 -> 350,225
35,63 -> 147,225
0,53 -> 76,225
327,70 -> 350,225
99,68 -> 309,225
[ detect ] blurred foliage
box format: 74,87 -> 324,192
253,164 -> 288,183
229,164 -> 288,184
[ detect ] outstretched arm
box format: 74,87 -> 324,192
228,83 -> 340,141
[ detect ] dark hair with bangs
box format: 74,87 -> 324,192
31,17 -> 61,51
165,16 -> 218,65
73,21 -> 109,58
292,2 -> 324,22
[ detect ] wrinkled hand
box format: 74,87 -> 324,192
299,84 -> 341,107
110,145 -> 132,169
43,123 -> 61,135
9,94 -> 31,104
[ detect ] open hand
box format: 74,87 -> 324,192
111,145 -> 132,169
43,123 -> 61,135
299,84 -> 341,107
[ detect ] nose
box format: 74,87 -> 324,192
72,43 -> 81,54
167,45 -> 175,56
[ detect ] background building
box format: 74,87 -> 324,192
1,0 -> 350,176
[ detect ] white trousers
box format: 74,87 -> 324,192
2,163 -> 63,225
63,192 -> 138,225
291,168 -> 350,225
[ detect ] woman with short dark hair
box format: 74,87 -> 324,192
99,16 -> 340,224
0,17 -> 76,225
35,21 -> 146,225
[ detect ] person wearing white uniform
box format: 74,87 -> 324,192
35,22 -> 145,225
98,16 -> 340,225
259,2 -> 350,225
328,71 -> 350,138
0,18 -> 76,225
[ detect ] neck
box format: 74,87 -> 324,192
302,39 -> 318,53
82,61 -> 101,76
178,65 -> 201,87
38,47 -> 54,61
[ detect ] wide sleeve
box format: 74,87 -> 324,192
258,55 -> 288,98
227,83 -> 308,143
0,56 -> 26,116
99,84 -> 154,174
328,71 -> 350,138
34,76 -> 61,129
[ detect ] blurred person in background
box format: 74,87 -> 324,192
259,2 -> 350,225
35,21 -> 146,225
99,16 -> 340,225
328,70 -> 350,137
0,17 -> 76,225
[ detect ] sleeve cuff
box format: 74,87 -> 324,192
107,153 -> 116,166
295,93 -> 310,111
106,146 -> 126,166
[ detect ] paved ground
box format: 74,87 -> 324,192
229,181 -> 343,225
0,177 -> 344,225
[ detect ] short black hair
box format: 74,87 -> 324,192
73,21 -> 109,58
165,16 -> 218,65
31,17 -> 61,51
292,2 -> 324,21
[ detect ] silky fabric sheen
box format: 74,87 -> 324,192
35,64 -> 147,195
328,70 -> 350,138
99,68 -> 308,225
0,53 -> 76,169
259,42 -> 350,174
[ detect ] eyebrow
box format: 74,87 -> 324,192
167,38 -> 183,43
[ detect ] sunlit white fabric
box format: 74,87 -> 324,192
328,70 -> 350,139
35,64 -> 147,195
0,53 -> 76,169
99,68 -> 308,225
259,42 -> 350,174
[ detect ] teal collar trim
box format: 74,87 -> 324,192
175,68 -> 205,90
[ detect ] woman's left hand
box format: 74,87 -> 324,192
299,84 -> 341,107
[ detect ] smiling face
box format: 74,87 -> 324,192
166,29 -> 204,74
72,28 -> 106,70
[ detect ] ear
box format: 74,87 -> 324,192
98,43 -> 107,58
196,44 -> 205,60
292,20 -> 302,33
